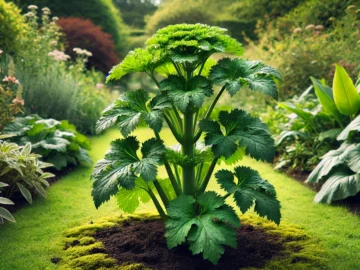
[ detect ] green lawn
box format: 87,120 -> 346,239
0,128 -> 359,270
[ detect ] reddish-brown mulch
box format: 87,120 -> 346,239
95,219 -> 285,270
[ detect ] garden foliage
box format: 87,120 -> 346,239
0,0 -> 28,54
3,116 -> 92,171
0,7 -> 110,135
13,0 -> 128,53
0,141 -> 54,206
0,182 -> 15,224
57,17 -> 120,74
92,24 -> 282,264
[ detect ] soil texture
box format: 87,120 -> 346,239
95,219 -> 285,270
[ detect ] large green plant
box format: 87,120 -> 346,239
92,24 -> 282,264
0,182 -> 15,224
3,116 -> 91,171
306,67 -> 360,203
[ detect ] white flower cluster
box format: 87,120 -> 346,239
42,7 -> 51,15
73,48 -> 93,57
48,50 -> 71,61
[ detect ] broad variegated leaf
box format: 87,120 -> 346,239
337,115 -> 360,141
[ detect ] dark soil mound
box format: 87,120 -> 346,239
95,219 -> 285,270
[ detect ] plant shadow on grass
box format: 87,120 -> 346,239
59,214 -> 326,270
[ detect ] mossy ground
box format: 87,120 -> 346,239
0,128 -> 359,269
59,213 -> 324,270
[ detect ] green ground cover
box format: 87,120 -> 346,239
0,128 -> 359,270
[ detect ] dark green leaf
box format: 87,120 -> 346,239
209,58 -> 280,99
165,192 -> 239,264
200,109 -> 275,162
216,166 -> 280,224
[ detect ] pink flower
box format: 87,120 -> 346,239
12,98 -> 25,106
305,24 -> 315,31
2,76 -> 19,84
293,27 -> 302,34
96,83 -> 104,89
315,25 -> 324,31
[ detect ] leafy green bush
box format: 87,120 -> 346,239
0,140 -> 53,205
3,116 -> 92,171
92,24 -> 281,264
252,3 -> 360,98
0,0 -> 28,54
0,8 -> 110,135
13,0 -> 128,53
306,66 -> 360,203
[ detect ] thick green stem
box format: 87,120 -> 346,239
154,131 -> 182,196
147,188 -> 167,220
182,110 -> 195,195
194,85 -> 226,142
153,179 -> 170,207
198,158 -> 218,194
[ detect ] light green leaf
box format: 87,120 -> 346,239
216,166 -> 281,224
165,192 -> 239,264
311,77 -> 343,121
21,143 -> 32,156
160,75 -> 213,112
333,65 -> 360,116
116,178 -> 151,213
0,207 -> 15,222
16,183 -> 32,204
314,171 -> 360,203
337,115 -> 360,141
318,129 -> 342,141
0,197 -> 14,205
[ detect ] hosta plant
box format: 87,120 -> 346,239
306,67 -> 360,203
0,182 -> 15,224
3,116 -> 92,171
92,24 -> 282,264
0,141 -> 54,204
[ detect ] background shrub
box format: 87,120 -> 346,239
57,17 -> 119,74
12,0 -> 129,53
0,0 -> 28,54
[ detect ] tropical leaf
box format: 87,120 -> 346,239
0,207 -> 15,223
91,137 -> 165,208
216,166 -> 281,224
333,65 -> 360,116
314,171 -> 360,203
209,58 -> 281,99
160,75 -> 213,112
311,77 -> 344,122
165,192 -> 239,264
337,115 -> 360,141
306,143 -> 354,183
199,109 -> 275,162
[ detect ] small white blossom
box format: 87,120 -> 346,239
42,7 -> 51,14
28,5 -> 38,9
24,12 -> 35,17
305,24 -> 315,31
293,27 -> 302,34
50,40 -> 58,46
48,50 -> 71,61
52,16 -> 59,21
0,49 -> 3,55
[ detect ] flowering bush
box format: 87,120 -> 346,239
15,0 -> 128,53
57,17 -> 120,74
0,58 -> 24,132
2,6 -> 110,135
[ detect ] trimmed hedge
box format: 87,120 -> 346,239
12,0 -> 128,53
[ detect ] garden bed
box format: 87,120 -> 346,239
59,214 -> 324,270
